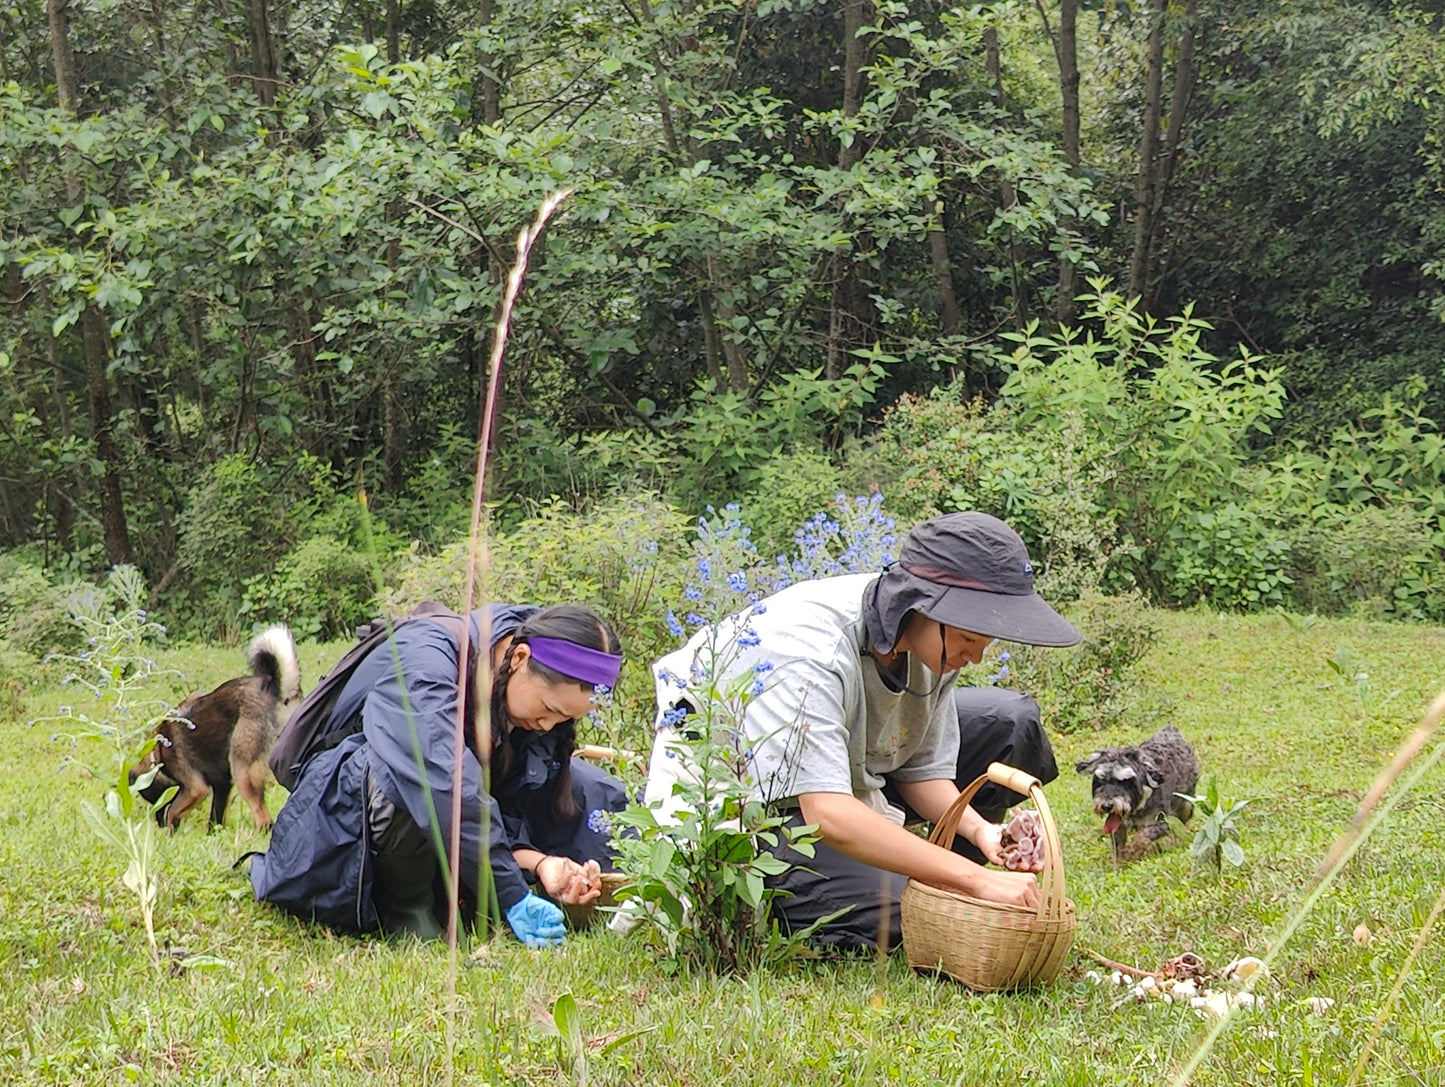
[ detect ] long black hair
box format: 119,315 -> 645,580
489,603 -> 622,822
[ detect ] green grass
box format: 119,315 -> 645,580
3,610 -> 1444,1086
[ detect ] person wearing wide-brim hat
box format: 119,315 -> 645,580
636,511 -> 1079,951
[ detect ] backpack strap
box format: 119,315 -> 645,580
268,602 -> 467,791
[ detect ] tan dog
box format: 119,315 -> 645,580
131,625 -> 301,830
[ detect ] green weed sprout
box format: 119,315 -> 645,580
609,556 -> 828,975
1328,642 -> 1370,704
36,565 -> 181,966
79,747 -> 177,965
1178,778 -> 1249,872
551,991 -> 651,1087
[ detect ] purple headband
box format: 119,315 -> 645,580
526,636 -> 623,688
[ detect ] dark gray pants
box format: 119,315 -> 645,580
764,687 -> 1057,952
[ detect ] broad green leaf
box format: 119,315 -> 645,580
361,91 -> 393,119
552,991 -> 582,1044
172,955 -> 236,970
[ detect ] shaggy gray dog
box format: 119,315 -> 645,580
1074,725 -> 1199,860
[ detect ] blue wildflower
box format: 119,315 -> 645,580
737,631 -> 761,648
666,611 -> 685,637
586,809 -> 611,834
727,572 -> 748,593
684,586 -> 702,601
661,705 -> 689,728
686,612 -> 705,626
749,678 -> 766,696
753,660 -> 774,674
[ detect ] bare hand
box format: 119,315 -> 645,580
972,821 -> 1008,867
977,868 -> 1041,910
536,856 -> 601,906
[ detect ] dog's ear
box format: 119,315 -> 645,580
1139,755 -> 1164,789
1074,752 -> 1104,774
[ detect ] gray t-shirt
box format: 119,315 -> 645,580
651,574 -> 960,805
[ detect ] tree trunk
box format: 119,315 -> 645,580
696,289 -> 728,389
826,0 -> 875,381
48,0 -> 134,566
1128,0 -> 1167,302
480,0 -> 499,124
81,306 -> 134,565
385,0 -> 400,62
712,291 -> 751,394
984,24 -> 1025,326
927,200 -> 960,336
289,296 -> 330,460
1052,0 -> 1081,325
1143,0 -> 1200,310
637,0 -> 744,392
248,0 -> 278,107
45,0 -> 79,112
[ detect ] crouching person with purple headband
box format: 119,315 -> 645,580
633,512 -> 1076,952
251,603 -> 626,947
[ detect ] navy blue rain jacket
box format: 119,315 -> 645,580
251,604 -> 545,932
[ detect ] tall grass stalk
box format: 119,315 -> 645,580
1349,880 -> 1445,1085
1168,687 -> 1445,1087
442,189 -> 575,1086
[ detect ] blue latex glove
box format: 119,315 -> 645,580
505,893 -> 567,949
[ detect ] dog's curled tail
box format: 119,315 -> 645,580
248,624 -> 302,703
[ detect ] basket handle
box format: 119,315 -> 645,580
926,761 -> 1069,921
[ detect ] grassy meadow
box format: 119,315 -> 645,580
2,609 -> 1443,1086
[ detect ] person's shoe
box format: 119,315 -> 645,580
383,902 -> 445,943
373,846 -> 444,942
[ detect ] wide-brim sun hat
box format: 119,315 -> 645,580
866,511 -> 1081,653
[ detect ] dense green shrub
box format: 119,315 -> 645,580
490,419 -> 676,529
0,550 -> 113,661
998,287 -> 1288,606
1284,505 -> 1434,619
173,455 -> 279,628
173,453 -> 408,639
869,391 -> 1117,602
993,591 -> 1162,734
384,491 -> 692,714
240,535 -> 377,640
735,448 -> 845,561
1149,497 -> 1295,610
860,285 -> 1445,619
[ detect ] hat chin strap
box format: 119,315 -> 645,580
866,622 -> 951,698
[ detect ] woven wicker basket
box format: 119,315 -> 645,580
900,762 -> 1075,991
